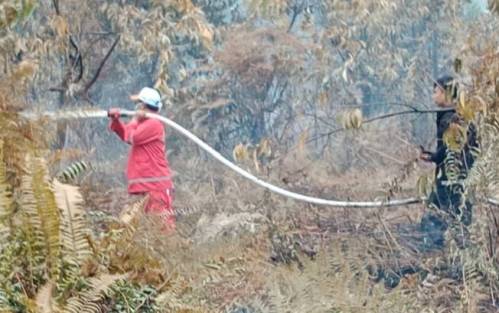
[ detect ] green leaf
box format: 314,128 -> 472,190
20,0 -> 37,20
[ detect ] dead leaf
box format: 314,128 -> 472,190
51,15 -> 68,37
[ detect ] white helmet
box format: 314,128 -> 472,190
130,87 -> 162,111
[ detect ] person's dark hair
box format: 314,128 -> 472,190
434,75 -> 459,100
145,104 -> 160,112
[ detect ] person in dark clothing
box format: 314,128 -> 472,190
364,76 -> 479,288
419,75 -> 479,250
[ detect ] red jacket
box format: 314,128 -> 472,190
109,117 -> 173,194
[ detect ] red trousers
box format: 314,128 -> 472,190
142,188 -> 175,232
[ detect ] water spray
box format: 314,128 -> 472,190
21,109 -> 498,208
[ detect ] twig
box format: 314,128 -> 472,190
84,35 -> 121,94
69,35 -> 83,82
48,87 -> 65,92
82,31 -> 117,36
306,107 -> 455,145
287,4 -> 302,33
364,108 -> 451,122
362,145 -> 406,165
392,134 -> 414,147
156,266 -> 178,292
15,273 -> 29,299
487,225 -> 494,259
52,0 -> 60,15
82,94 -> 97,106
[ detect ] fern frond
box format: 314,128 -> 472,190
57,161 -> 91,183
119,195 -> 148,226
0,140 -> 13,245
53,179 -> 91,267
0,139 -> 13,224
155,283 -> 204,313
64,274 -> 126,313
0,113 -> 36,185
32,157 -> 61,280
21,155 -> 61,280
0,286 -> 12,311
19,168 -> 49,284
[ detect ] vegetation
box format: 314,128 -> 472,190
1,0 -> 498,312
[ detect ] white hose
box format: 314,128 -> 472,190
23,109 -> 498,208
124,110 -> 422,208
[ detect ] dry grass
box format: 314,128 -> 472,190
77,116 -> 498,312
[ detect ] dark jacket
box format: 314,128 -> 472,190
429,109 -> 478,183
426,108 -> 478,225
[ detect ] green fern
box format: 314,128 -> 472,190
64,274 -> 126,313
57,161 -> 91,183
0,140 -> 14,259
0,140 -> 14,224
53,179 -> 91,266
26,155 -> 61,280
51,178 -> 94,301
19,168 -> 49,290
0,289 -> 8,308
109,281 -> 159,313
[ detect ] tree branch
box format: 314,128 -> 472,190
287,6 -> 301,33
82,31 -> 117,37
69,35 -> 83,83
363,108 -> 451,123
83,35 -> 120,94
306,107 -> 455,145
52,0 -> 60,15
48,87 -> 65,92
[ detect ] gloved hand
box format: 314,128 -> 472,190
419,145 -> 432,162
108,108 -> 121,119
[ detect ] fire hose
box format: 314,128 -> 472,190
22,109 -> 499,208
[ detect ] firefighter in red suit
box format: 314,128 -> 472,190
108,87 -> 175,232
